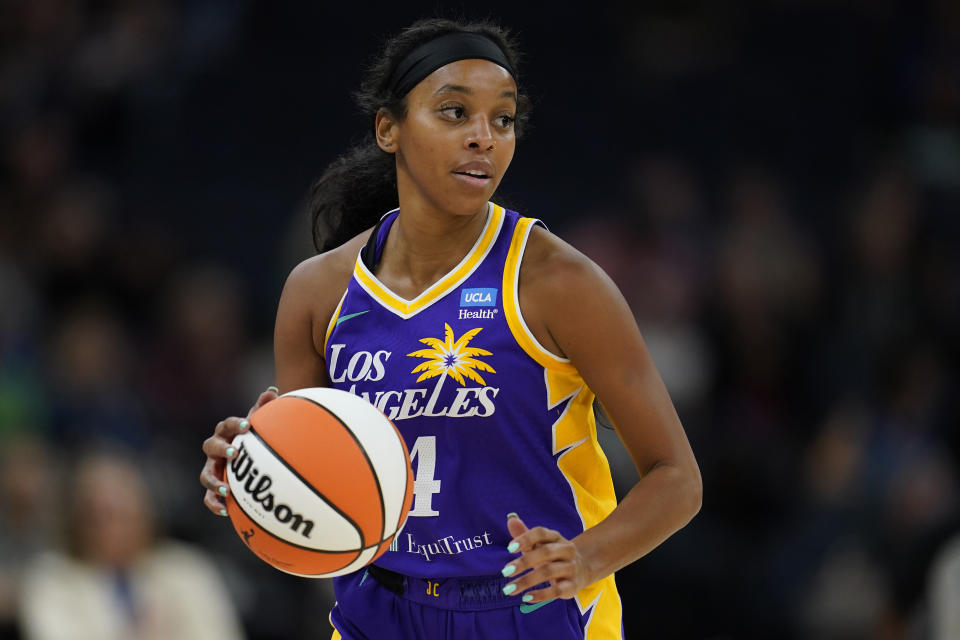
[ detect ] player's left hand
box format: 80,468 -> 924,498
501,513 -> 592,603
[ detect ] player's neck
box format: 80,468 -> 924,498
378,198 -> 489,297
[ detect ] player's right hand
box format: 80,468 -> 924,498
200,386 -> 279,516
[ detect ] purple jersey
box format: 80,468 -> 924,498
324,203 -> 622,634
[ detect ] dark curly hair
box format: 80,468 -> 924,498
308,18 -> 529,253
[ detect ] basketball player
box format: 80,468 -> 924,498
200,18 -> 701,639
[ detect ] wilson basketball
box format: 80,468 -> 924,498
223,387 -> 414,578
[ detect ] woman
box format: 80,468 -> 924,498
200,18 -> 701,639
24,452 -> 244,640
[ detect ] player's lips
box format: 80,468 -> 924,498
452,161 -> 494,187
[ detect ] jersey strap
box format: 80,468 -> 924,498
501,216 -> 577,373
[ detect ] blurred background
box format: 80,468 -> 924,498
1,0 -> 958,638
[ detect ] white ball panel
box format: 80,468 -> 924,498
286,387 -> 410,538
226,431 -> 361,552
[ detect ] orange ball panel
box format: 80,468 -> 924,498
251,397 -> 384,547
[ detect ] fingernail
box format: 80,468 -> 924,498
218,486 -> 228,496
522,594 -> 534,603
267,386 -> 279,394
219,508 -> 228,517
239,420 -> 249,431
501,564 -> 516,577
502,583 -> 516,595
507,541 -> 519,553
226,447 -> 235,458
507,512 -> 518,519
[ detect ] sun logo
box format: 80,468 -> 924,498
407,323 -> 496,387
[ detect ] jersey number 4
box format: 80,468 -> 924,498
408,435 -> 441,517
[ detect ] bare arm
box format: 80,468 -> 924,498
502,225 -> 702,600
273,256 -> 333,393
274,234 -> 367,391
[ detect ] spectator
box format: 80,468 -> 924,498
18,451 -> 244,640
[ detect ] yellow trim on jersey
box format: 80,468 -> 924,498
324,292 -> 346,354
328,609 -> 341,640
502,217 -> 577,373
353,203 -> 505,319
544,367 -> 621,637
507,214 -> 620,633
582,575 -> 624,639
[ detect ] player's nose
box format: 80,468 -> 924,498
464,116 -> 495,151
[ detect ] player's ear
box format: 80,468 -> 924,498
375,108 -> 399,154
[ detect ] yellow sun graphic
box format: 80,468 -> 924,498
407,323 -> 496,387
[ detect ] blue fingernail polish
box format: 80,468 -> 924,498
239,420 -> 249,430
522,594 -> 534,603
502,583 -> 516,595
218,486 -> 228,496
219,509 -> 227,517
226,447 -> 235,458
501,564 -> 516,577
508,542 -> 519,553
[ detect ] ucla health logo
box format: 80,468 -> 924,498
460,288 -> 497,307
459,288 -> 498,320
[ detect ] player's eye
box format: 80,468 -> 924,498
439,105 -> 466,120
495,114 -> 515,130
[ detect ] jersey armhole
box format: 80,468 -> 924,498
322,291 -> 347,355
502,218 -> 578,373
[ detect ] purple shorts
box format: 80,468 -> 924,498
328,566 -> 621,639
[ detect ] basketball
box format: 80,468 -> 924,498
222,387 -> 414,578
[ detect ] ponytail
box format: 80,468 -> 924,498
309,142 -> 397,252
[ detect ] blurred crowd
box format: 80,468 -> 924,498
1,1 -> 958,639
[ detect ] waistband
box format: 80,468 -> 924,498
365,564 -> 545,612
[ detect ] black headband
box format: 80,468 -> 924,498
388,32 -> 516,98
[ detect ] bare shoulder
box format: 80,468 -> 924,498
277,230 -> 370,352
517,223 -> 620,358
520,223 -> 610,297
283,231 -> 369,309
274,229 -> 372,390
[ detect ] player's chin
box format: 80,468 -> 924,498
446,175 -> 499,213
450,196 -> 495,218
